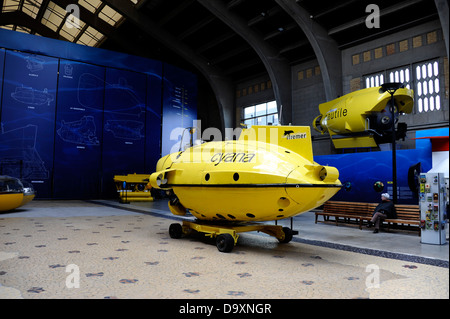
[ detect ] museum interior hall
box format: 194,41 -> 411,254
0,0 -> 449,304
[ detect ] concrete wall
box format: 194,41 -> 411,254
234,19 -> 449,156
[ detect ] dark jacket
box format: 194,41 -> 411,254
373,200 -> 397,219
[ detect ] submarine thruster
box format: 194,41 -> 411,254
313,84 -> 414,149
150,125 -> 342,252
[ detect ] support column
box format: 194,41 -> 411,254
275,0 -> 342,101
198,0 -> 292,125
434,0 -> 449,58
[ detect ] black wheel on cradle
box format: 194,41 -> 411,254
278,227 -> 293,244
216,233 -> 235,253
169,223 -> 183,239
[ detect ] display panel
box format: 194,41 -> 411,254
161,64 -> 198,156
145,72 -> 163,172
0,51 -> 58,198
0,49 -> 5,115
0,30 -> 197,199
101,68 -> 147,197
315,148 -> 432,204
53,60 -> 105,199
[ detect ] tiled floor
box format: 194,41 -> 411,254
0,199 -> 448,299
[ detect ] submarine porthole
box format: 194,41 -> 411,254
216,214 -> 226,219
227,214 -> 236,219
246,213 -> 255,218
205,173 -> 210,181
278,209 -> 284,212
277,197 -> 290,208
233,173 -> 239,181
277,215 -> 284,218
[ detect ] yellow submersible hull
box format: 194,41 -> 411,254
150,125 -> 342,222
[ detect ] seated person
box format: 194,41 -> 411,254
367,193 -> 396,233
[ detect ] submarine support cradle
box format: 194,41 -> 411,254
168,220 -> 294,253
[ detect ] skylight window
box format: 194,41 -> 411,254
41,1 -> 66,32
2,0 -> 20,12
76,26 -> 104,47
98,5 -> 123,26
60,18 -> 85,42
1,0 -> 133,48
22,0 -> 42,19
79,0 -> 102,13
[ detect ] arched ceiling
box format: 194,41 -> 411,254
1,0 -> 439,82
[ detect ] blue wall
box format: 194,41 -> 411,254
0,29 -> 197,199
314,135 -> 435,204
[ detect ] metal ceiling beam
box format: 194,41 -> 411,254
434,0 -> 449,58
102,0 -> 235,133
0,10 -> 66,40
275,0 -> 342,101
247,6 -> 283,27
157,0 -> 195,26
195,31 -> 235,54
211,44 -> 250,66
328,0 -> 424,36
197,0 -> 292,125
279,39 -> 308,55
178,15 -> 214,40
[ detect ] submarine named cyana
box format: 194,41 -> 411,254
150,125 -> 342,252
313,84 -> 414,148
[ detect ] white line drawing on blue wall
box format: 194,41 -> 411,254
25,55 -> 44,73
11,85 -> 54,106
78,73 -> 145,117
0,124 -> 49,179
77,73 -> 104,109
104,120 -> 144,140
57,116 -> 100,146
64,63 -> 73,76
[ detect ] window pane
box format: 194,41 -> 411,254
428,80 -> 433,94
433,61 -> 439,76
405,68 -> 410,82
417,82 -> 422,96
256,116 -> 267,125
435,79 -> 440,93
423,81 -> 428,95
422,65 -> 427,79
416,66 -> 421,80
430,96 -> 435,111
424,97 -> 429,112
267,101 -> 277,114
267,113 -> 279,125
427,63 -> 433,77
436,95 -> 441,110
255,103 -> 266,117
418,98 -> 423,113
244,118 -> 254,127
244,106 -> 255,119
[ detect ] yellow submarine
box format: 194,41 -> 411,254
313,84 -> 414,148
150,125 -> 342,252
0,175 -> 35,212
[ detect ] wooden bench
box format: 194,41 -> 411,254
315,201 -> 421,235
